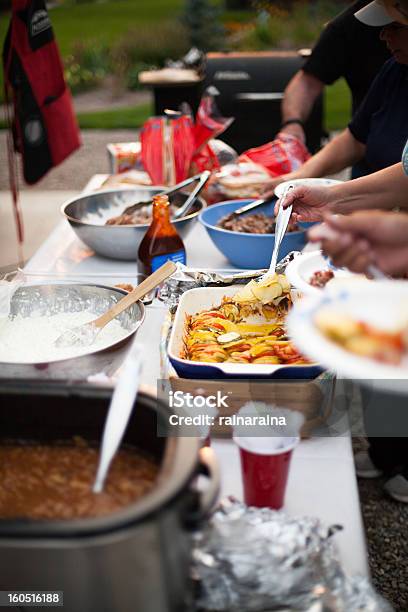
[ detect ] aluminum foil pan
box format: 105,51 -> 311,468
0,283 -> 145,381
193,499 -> 393,612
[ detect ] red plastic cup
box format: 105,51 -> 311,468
201,433 -> 211,448
234,437 -> 298,509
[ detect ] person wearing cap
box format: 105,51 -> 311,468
263,17 -> 408,197
279,0 -> 390,178
278,0 -> 408,504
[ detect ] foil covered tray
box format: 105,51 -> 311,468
193,499 -> 392,612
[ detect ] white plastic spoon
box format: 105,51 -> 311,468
92,340 -> 143,494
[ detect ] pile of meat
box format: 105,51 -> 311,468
106,204 -> 178,226
309,269 -> 334,288
218,212 -> 299,234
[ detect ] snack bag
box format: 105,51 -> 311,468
172,114 -> 196,182
239,133 -> 311,177
194,87 -> 234,152
141,114 -> 196,185
190,143 -> 221,175
141,117 -> 165,184
107,142 -> 142,174
190,138 -> 238,175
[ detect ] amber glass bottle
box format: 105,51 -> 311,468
137,194 -> 186,275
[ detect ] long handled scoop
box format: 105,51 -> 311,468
258,184 -> 294,282
106,172 -> 208,223
172,170 -> 210,219
93,340 -> 143,494
55,260 -> 177,348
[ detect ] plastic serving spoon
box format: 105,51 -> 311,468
55,260 -> 177,348
92,340 -> 143,494
258,184 -> 295,282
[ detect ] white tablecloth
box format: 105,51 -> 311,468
23,215 -> 369,577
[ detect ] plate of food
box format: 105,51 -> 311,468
274,178 -> 343,199
287,280 -> 408,391
168,275 -> 321,379
285,250 -> 362,296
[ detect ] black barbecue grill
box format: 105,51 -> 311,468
204,51 -> 325,153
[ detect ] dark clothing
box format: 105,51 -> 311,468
303,0 -> 390,115
360,386 -> 408,479
348,59 -> 408,176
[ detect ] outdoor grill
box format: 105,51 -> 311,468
204,51 -> 325,153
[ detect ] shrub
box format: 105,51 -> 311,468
64,42 -> 109,94
110,21 -> 190,68
181,0 -> 225,51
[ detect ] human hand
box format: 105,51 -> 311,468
280,123 -> 306,143
308,211 -> 408,276
274,184 -> 334,222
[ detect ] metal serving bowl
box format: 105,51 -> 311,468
61,187 -> 206,261
0,283 -> 145,378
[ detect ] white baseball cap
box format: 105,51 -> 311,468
355,1 -> 394,26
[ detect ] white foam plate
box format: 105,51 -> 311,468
285,250 -> 359,296
287,280 -> 408,392
275,178 -> 343,199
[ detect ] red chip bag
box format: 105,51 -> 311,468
172,115 -> 195,182
190,143 -> 220,175
194,87 -> 234,151
141,115 -> 195,185
239,133 -> 311,177
141,117 -> 165,184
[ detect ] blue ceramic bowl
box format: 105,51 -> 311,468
199,199 -> 308,269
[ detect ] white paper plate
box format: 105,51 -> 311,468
287,280 -> 408,393
285,250 -> 360,296
275,178 -> 343,199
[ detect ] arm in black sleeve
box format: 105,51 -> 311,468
302,21 -> 347,85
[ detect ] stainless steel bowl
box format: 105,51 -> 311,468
61,187 -> 207,260
0,283 -> 145,379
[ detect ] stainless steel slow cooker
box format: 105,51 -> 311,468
0,381 -> 219,612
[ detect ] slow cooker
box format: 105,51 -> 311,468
0,381 -> 219,612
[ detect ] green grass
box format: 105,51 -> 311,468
0,0 -> 249,57
0,1 -> 186,57
325,78 -> 352,131
75,102 -> 152,129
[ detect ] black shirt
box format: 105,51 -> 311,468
303,0 -> 391,114
348,59 -> 408,176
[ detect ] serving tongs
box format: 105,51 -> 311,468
258,184 -> 294,282
55,260 -> 177,348
107,171 -> 210,223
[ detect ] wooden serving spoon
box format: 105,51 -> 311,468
55,260 -> 177,348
